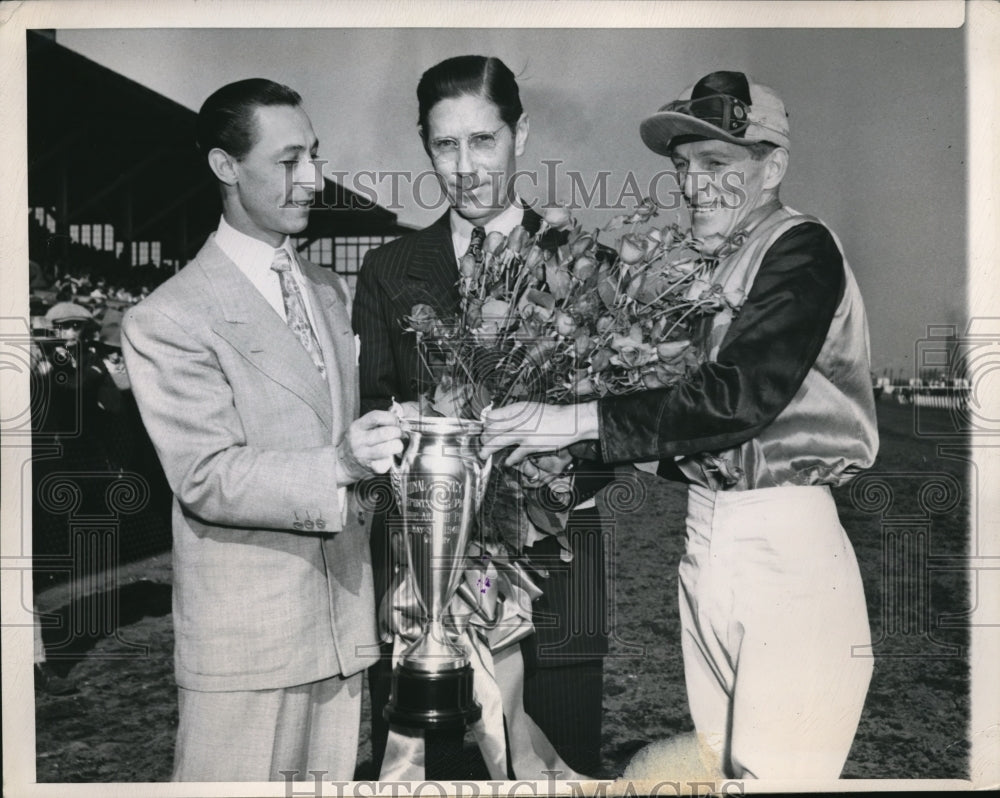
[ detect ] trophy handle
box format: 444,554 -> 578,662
475,452 -> 493,509
388,417 -> 414,505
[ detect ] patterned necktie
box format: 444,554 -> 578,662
467,226 -> 486,269
271,249 -> 326,376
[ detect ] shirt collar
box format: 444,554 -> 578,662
215,215 -> 296,274
450,200 -> 525,257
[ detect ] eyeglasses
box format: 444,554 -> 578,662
428,125 -> 509,160
663,94 -> 751,134
53,320 -> 86,331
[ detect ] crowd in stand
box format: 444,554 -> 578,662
29,263 -> 173,695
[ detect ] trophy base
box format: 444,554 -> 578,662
384,662 -> 482,730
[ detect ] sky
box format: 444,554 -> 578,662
44,20 -> 968,375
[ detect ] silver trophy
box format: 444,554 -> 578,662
385,415 -> 492,729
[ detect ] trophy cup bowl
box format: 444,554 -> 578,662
384,415 -> 489,729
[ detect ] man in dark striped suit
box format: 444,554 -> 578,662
353,55 -> 610,778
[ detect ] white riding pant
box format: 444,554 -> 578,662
679,484 -> 873,780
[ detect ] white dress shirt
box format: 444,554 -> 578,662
450,201 -> 526,266
214,215 -> 320,331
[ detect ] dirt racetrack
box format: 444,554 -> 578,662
30,401 -> 970,783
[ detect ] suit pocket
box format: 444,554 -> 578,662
173,535 -> 298,678
181,623 -> 292,677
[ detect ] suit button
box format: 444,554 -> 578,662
293,522 -> 304,530
304,520 -> 314,530
316,519 -> 326,530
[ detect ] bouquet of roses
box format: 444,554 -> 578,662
404,199 -> 743,554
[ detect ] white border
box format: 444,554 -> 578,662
2,1 -> 996,796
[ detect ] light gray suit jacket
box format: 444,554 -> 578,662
122,235 -> 379,692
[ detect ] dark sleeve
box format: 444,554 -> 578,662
598,222 -> 845,464
353,252 -> 399,413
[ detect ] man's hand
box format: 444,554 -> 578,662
392,400 -> 421,419
518,450 -> 575,494
480,401 -> 600,467
337,410 -> 404,485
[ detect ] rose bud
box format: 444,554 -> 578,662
481,297 -> 510,324
539,204 -> 573,229
618,234 -> 645,266
590,348 -> 612,372
524,244 -> 545,273
482,230 -> 507,256
657,340 -> 690,362
571,293 -> 599,321
569,232 -> 595,258
555,311 -> 578,337
596,315 -> 615,334
572,255 -> 598,282
574,332 -> 593,358
460,252 -> 478,277
408,303 -> 438,333
507,225 -> 530,256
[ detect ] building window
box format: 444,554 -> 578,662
332,235 -> 397,293
104,224 -> 114,251
92,225 -> 103,250
151,242 -> 162,266
81,226 -> 91,246
69,224 -> 79,243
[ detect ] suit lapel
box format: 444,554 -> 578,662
304,267 -> 357,439
199,239 -> 335,432
404,212 -> 460,304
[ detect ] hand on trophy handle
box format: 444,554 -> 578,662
336,410 -> 404,485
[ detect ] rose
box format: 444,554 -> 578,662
538,204 -> 573,229
524,244 -> 545,273
618,234 -> 645,266
459,252 -> 478,278
627,197 -> 659,225
483,230 -> 507,255
572,254 -> 598,282
595,315 -> 615,334
589,348 -> 613,372
656,340 -> 690,362
610,341 -> 658,368
570,292 -> 600,322
569,231 -> 595,258
554,311 -> 577,337
642,361 -> 686,388
481,297 -> 510,325
473,297 -> 511,345
409,303 -> 438,333
507,225 -> 531,256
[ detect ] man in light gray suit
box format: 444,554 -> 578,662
122,79 -> 403,782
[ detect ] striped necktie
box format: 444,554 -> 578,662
271,249 -> 326,376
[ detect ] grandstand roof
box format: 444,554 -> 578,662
27,31 -> 410,264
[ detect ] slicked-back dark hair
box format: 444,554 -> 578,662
196,78 -> 302,160
416,55 -> 522,143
